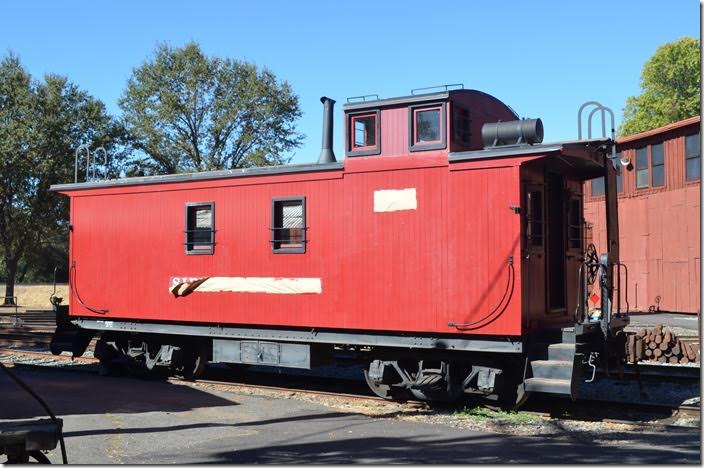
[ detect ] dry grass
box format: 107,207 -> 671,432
0,283 -> 69,309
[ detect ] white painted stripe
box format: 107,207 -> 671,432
173,277 -> 322,295
373,188 -> 417,212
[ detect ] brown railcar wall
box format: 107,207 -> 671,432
584,117 -> 701,314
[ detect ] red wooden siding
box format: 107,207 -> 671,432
378,106 -> 412,156
584,117 -> 700,314
64,154 -> 525,337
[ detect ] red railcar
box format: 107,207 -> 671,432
51,87 -> 628,405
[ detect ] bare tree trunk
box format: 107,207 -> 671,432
3,257 -> 17,306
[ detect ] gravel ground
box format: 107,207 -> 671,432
186,379 -> 701,438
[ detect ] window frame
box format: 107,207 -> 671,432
591,170 -> 623,198
525,184 -> 545,253
452,104 -> 471,145
650,142 -> 665,187
345,109 -> 381,157
615,155 -> 624,193
567,195 -> 583,253
685,132 -> 700,182
408,102 -> 447,152
635,146 -> 649,189
271,196 -> 307,254
591,177 -> 605,197
184,202 -> 215,255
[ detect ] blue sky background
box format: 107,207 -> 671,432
0,1 -> 699,164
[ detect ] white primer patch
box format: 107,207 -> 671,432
373,188 -> 417,212
172,277 -> 322,295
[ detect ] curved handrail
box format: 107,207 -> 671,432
74,144 -> 90,183
93,147 -> 107,180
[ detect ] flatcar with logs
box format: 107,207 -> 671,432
50,85 -> 631,407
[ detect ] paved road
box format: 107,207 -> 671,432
1,366 -> 700,464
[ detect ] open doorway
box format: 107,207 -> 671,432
546,172 -> 566,314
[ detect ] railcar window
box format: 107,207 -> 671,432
526,189 -> 544,249
685,132 -> 700,181
272,197 -> 306,253
635,146 -> 648,189
352,114 -> 377,149
185,202 -> 214,255
452,107 -> 471,145
409,103 -> 446,152
651,143 -> 665,187
591,177 -> 604,196
590,160 -> 623,197
415,108 -> 441,143
347,110 -> 380,156
567,197 -> 582,251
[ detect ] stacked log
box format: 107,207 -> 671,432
625,323 -> 699,364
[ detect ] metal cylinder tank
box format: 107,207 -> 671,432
481,118 -> 544,147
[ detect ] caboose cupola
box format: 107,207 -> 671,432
342,85 -> 519,159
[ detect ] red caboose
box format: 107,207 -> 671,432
51,86 -> 628,405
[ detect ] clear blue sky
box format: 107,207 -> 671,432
0,1 -> 699,164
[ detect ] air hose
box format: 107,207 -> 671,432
448,256 -> 515,330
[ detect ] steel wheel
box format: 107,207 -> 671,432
179,344 -> 207,381
363,369 -> 408,401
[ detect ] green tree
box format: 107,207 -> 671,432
119,42 -> 304,174
620,37 -> 700,136
0,53 -> 123,305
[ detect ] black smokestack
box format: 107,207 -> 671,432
318,96 -> 336,163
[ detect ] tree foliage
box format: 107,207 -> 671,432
119,42 -> 304,174
620,37 -> 700,136
0,53 -> 124,302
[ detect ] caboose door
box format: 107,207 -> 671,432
523,182 -> 547,323
545,172 -> 567,316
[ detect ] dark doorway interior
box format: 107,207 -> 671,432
547,172 -> 566,312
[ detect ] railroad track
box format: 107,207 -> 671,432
1,347 -> 698,428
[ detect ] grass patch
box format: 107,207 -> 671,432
455,406 -> 541,424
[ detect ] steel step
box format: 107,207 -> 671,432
547,343 -> 576,361
531,342 -> 576,361
530,359 -> 574,380
524,377 -> 572,396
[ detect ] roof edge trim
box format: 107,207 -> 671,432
50,161 -> 345,192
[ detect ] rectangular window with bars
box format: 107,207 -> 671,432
686,132 -> 700,181
635,146 -> 648,189
185,202 -> 214,255
651,143 -> 665,187
272,197 -> 306,253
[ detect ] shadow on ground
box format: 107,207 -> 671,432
207,430 -> 700,464
0,365 -> 236,420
